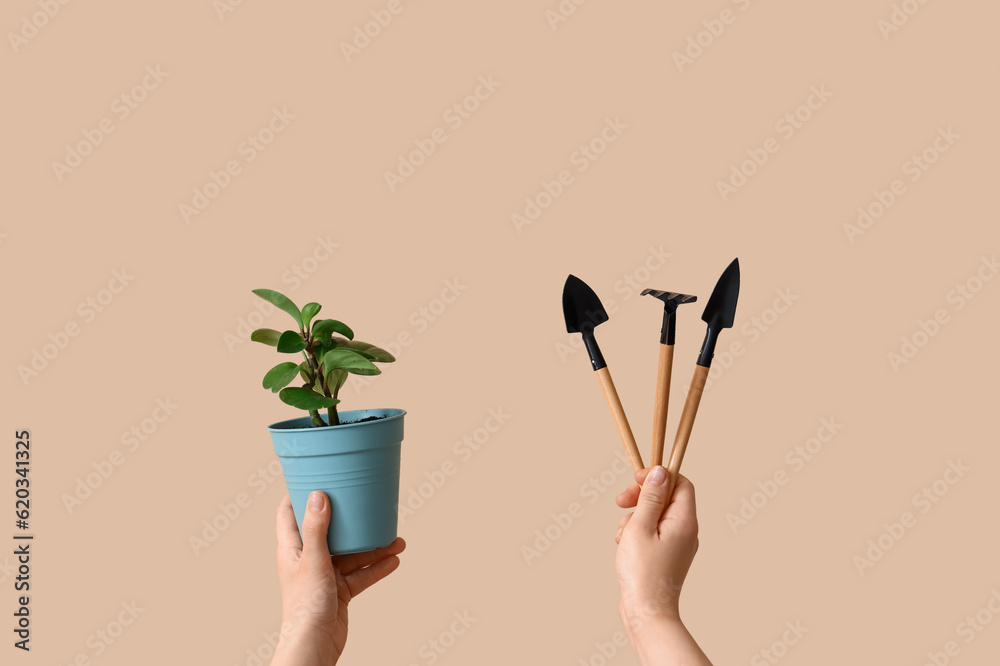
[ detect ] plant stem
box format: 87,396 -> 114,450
304,326 -> 338,427
328,378 -> 345,426
303,331 -> 331,395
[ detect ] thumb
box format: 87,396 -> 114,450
299,491 -> 332,564
632,466 -> 669,535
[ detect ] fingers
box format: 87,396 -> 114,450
343,554 -> 401,598
615,468 -> 650,508
334,538 -> 406,575
615,484 -> 639,508
618,468 -> 697,542
276,494 -> 303,553
630,465 -> 670,536
615,512 -> 633,544
299,491 -> 333,567
662,474 -> 698,528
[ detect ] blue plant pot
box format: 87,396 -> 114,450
268,408 -> 405,555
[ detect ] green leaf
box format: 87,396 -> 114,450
262,362 -> 301,393
250,328 -> 281,347
252,289 -> 302,329
276,330 -> 306,353
312,319 -> 354,342
301,303 -> 321,329
344,339 -> 395,363
293,363 -> 323,392
279,387 -> 339,410
321,348 -> 381,376
328,367 -> 349,393
313,340 -> 333,361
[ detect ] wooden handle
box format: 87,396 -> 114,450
664,364 -> 709,499
595,366 -> 645,473
650,343 -> 674,466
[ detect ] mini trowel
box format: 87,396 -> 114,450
640,289 -> 697,467
664,258 -> 740,499
563,275 -> 645,473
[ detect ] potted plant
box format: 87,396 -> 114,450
250,288 -> 404,555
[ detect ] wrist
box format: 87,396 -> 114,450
620,599 -> 683,640
272,621 -> 339,666
621,613 -> 701,666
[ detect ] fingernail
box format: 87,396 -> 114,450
308,491 -> 324,512
648,466 -> 666,486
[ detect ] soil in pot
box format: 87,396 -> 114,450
339,415 -> 384,425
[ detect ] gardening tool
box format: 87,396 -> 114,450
640,289 -> 697,467
562,275 -> 645,473
664,258 -> 740,499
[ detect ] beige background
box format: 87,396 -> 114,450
3,1 -> 999,664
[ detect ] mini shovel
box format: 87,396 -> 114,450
640,289 -> 697,467
563,275 -> 645,473
664,258 -> 740,499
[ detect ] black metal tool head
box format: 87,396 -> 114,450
562,274 -> 609,370
701,258 -> 740,328
563,275 -> 608,333
641,289 -> 698,312
641,289 -> 697,345
697,258 -> 741,367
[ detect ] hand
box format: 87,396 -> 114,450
614,466 -> 699,627
614,467 -> 710,665
271,492 -> 405,666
